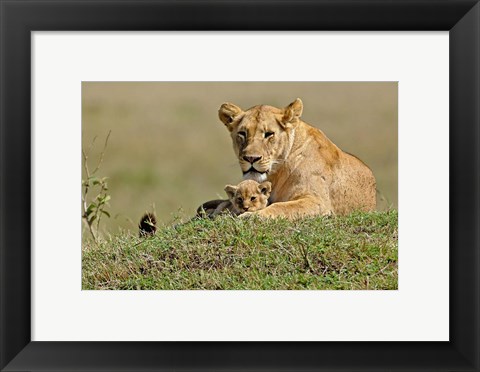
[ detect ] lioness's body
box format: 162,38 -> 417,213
216,99 -> 376,219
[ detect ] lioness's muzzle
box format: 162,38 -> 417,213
243,155 -> 262,164
243,167 -> 266,175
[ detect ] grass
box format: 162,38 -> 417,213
82,210 -> 398,290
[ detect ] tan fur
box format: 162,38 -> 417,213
212,180 -> 271,216
217,98 -> 376,220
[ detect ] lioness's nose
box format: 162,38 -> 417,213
243,155 -> 262,164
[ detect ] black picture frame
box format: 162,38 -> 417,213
1,1 -> 479,371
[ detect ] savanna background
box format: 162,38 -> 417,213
82,82 -> 398,290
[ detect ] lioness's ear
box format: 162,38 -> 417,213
224,185 -> 238,199
281,98 -> 303,127
219,103 -> 243,129
258,181 -> 272,196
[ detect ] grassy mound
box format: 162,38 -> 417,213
82,210 -> 398,290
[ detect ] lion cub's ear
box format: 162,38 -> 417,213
258,181 -> 272,196
224,184 -> 238,199
219,103 -> 243,129
281,98 -> 303,127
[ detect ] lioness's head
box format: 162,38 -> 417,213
219,99 -> 303,182
224,180 -> 271,213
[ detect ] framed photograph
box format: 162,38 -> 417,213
1,0 -> 479,371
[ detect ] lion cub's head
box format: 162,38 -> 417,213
218,99 -> 303,183
224,180 -> 271,214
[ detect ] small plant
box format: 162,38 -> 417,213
82,131 -> 112,242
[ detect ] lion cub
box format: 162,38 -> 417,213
212,180 -> 272,217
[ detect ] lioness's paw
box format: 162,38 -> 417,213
238,211 -> 255,219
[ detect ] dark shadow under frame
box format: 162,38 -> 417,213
0,0 -> 478,371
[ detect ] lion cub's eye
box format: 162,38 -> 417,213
264,131 -> 274,138
237,197 -> 243,203
250,196 -> 256,201
237,131 -> 247,139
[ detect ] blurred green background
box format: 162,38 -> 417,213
82,82 -> 397,235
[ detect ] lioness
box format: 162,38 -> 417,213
211,180 -> 271,217
208,98 -> 376,219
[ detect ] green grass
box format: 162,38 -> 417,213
82,210 -> 398,290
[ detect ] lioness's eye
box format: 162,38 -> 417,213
264,131 -> 274,138
238,131 -> 246,138
251,196 -> 256,201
